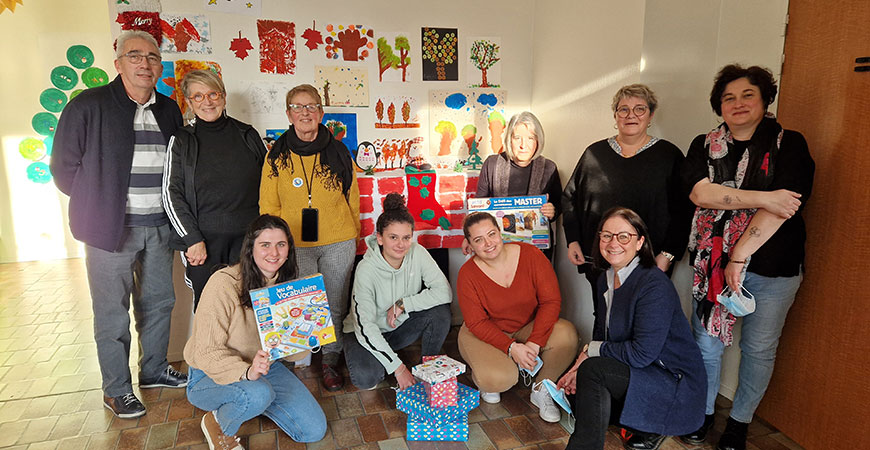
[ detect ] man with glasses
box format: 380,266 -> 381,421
51,30 -> 186,418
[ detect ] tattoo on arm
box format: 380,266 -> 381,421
748,226 -> 761,238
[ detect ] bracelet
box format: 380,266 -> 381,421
507,342 -> 515,359
729,259 -> 747,264
659,251 -> 675,262
243,366 -> 250,381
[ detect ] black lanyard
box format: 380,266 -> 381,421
298,152 -> 319,208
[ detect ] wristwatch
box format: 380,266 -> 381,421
394,298 -> 405,311
659,251 -> 675,262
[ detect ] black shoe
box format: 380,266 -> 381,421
679,414 -> 715,445
140,365 -> 188,388
717,417 -> 749,450
623,431 -> 667,450
103,392 -> 146,418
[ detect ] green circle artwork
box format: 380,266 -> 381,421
50,66 -> 78,90
70,89 -> 84,100
32,112 -> 58,136
19,138 -> 47,161
67,45 -> 95,69
44,135 -> 54,156
82,67 -> 109,88
27,162 -> 52,184
39,88 -> 68,113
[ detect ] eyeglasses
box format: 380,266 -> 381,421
615,105 -> 649,118
287,103 -> 321,113
121,52 -> 162,66
188,91 -> 223,103
598,231 -> 638,244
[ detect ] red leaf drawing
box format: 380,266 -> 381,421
229,31 -> 254,60
302,20 -> 323,51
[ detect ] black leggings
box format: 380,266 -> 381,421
566,357 -> 631,450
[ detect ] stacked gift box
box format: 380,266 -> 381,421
396,355 -> 479,441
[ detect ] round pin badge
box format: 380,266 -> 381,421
292,177 -> 304,188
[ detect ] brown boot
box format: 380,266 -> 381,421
201,411 -> 243,450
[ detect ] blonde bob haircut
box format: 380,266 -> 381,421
503,111 -> 545,163
285,84 -> 323,110
180,69 -> 226,99
611,84 -> 659,114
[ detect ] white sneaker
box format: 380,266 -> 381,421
480,391 -> 501,404
530,381 -> 561,423
295,352 -> 312,368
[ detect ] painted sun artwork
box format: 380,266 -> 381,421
467,37 -> 501,88
115,0 -> 161,13
428,90 -> 507,165
374,95 -> 420,129
244,81 -> 291,114
422,27 -> 458,81
202,0 -> 261,16
0,0 -> 24,15
173,60 -> 222,116
324,24 -> 375,61
377,32 -> 411,82
322,113 -> 358,155
315,66 -> 369,107
258,19 -> 296,75
159,14 -> 212,54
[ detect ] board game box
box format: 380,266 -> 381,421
466,195 -> 550,249
250,273 -> 336,360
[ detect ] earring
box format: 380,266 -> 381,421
647,123 -> 652,128
613,123 -> 618,129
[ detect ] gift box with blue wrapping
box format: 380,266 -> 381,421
406,417 -> 469,441
396,382 -> 479,426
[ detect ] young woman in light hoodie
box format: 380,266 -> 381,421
342,193 -> 453,390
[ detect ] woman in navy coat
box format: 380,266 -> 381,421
558,207 -> 706,450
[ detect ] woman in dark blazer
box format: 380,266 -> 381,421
557,207 -> 706,450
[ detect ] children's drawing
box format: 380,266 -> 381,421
263,129 -> 286,150
315,66 -> 369,107
19,138 -> 46,161
116,0 -> 161,13
468,37 -> 501,88
324,24 -> 374,61
428,90 -> 507,165
116,11 -> 162,45
156,60 -> 175,99
50,66 -> 77,90
81,67 -> 109,88
377,32 -> 411,82
202,0 -> 260,16
422,27 -> 458,81
66,45 -> 95,69
244,82 -> 290,115
173,60 -> 221,116
229,31 -> 254,60
354,142 -> 378,172
374,96 -> 420,128
322,113 -> 358,153
301,21 -> 323,51
372,137 -> 423,170
40,88 -> 67,113
159,14 -> 211,54
258,19 -> 296,75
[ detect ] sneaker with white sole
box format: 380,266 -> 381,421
103,392 -> 146,418
480,391 -> 501,404
139,365 -> 188,389
201,411 -> 243,450
530,381 -> 561,423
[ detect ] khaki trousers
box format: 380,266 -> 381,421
458,318 -> 578,393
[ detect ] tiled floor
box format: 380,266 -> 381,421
0,259 -> 804,450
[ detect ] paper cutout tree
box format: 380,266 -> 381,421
469,39 -> 500,88
435,121 -> 457,156
462,125 -> 483,170
325,24 -> 374,61
422,28 -> 457,81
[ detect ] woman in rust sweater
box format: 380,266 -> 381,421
457,212 -> 578,423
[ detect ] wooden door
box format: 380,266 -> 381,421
756,1 -> 870,448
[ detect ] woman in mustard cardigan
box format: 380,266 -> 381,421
260,84 -> 360,391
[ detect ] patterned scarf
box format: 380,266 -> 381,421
688,116 -> 783,345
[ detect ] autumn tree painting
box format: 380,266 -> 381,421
325,24 -> 374,61
258,19 -> 296,75
422,27 -> 458,81
374,97 -> 419,129
377,38 -> 397,82
377,35 -> 411,82
469,39 -> 500,88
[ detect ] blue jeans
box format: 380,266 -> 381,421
344,303 -> 452,389
85,224 -> 175,397
186,363 -> 326,441
691,271 -> 802,423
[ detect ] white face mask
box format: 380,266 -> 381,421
717,285 -> 756,317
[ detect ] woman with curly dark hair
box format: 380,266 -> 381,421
260,84 -> 360,391
680,64 -> 814,450
184,214 -> 326,448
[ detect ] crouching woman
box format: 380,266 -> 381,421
184,214 -> 327,448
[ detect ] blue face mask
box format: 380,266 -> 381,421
717,285 -> 756,317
